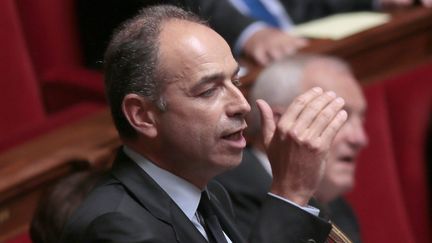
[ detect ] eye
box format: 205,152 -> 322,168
199,88 -> 216,97
232,78 -> 242,87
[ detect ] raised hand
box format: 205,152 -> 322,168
243,27 -> 308,66
256,87 -> 347,206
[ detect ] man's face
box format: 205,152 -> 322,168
304,61 -> 368,203
154,20 -> 250,183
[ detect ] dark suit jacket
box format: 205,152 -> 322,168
278,0 -> 374,24
77,0 -> 255,69
325,197 -> 362,243
61,149 -> 332,243
216,147 -> 362,243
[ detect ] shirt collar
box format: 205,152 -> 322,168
123,146 -> 202,220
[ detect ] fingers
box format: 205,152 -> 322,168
256,99 -> 275,147
253,47 -> 270,66
277,87 -> 324,132
244,28 -> 310,66
265,34 -> 307,62
276,87 -> 347,151
291,91 -> 337,135
306,96 -> 345,139
320,109 -> 348,145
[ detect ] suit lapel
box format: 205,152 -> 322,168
212,201 -> 246,243
170,202 -> 209,243
207,186 -> 246,243
111,150 -> 208,243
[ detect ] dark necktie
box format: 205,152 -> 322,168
197,191 -> 229,243
242,0 -> 280,27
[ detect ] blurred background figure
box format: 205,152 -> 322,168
216,54 -> 368,243
78,0 -> 432,68
77,0 -> 307,68
30,170 -> 104,243
228,0 -> 432,29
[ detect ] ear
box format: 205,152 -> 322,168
122,93 -> 159,138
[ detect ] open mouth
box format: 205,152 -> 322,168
339,156 -> 355,163
222,130 -> 243,140
221,128 -> 247,149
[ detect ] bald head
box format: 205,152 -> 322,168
250,55 -> 358,106
158,19 -> 234,88
302,57 -> 365,111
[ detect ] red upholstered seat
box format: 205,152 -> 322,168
4,233 -> 32,243
14,0 -> 106,113
346,83 -> 416,243
0,0 -> 101,150
384,62 -> 432,243
0,0 -> 104,150
0,1 -> 104,240
0,0 -> 45,139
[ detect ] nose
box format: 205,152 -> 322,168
225,83 -> 251,118
348,120 -> 369,150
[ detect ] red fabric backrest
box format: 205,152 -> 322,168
384,62 -> 432,243
0,0 -> 45,138
14,0 -> 83,76
4,232 -> 32,243
346,83 -> 416,243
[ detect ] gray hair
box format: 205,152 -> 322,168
247,54 -> 350,137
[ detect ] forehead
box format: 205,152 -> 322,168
158,20 -> 237,82
303,60 -> 366,110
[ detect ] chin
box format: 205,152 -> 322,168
338,181 -> 354,193
211,153 -> 242,171
225,155 -> 242,169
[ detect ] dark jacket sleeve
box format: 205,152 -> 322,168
185,0 -> 257,51
210,180 -> 332,243
281,0 -> 374,24
249,195 -> 332,243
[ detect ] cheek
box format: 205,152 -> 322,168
323,163 -> 355,188
163,111 -> 220,145
324,160 -> 337,176
325,160 -> 354,177
329,132 -> 346,159
332,128 -> 346,146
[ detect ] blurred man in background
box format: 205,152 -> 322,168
217,54 -> 368,243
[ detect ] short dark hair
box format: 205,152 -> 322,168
104,5 -> 205,139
